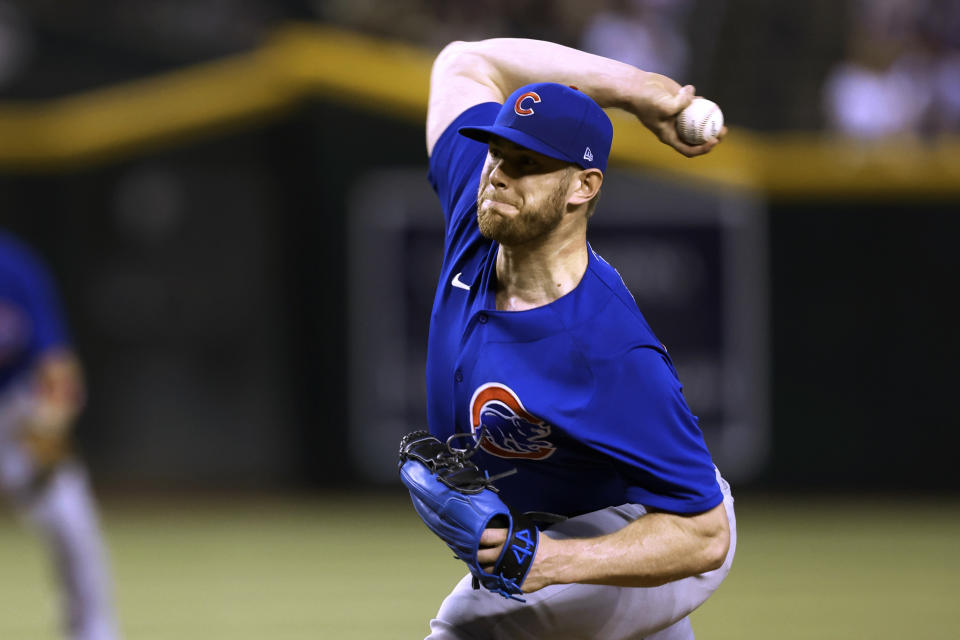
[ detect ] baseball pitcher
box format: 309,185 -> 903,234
398,37 -> 736,640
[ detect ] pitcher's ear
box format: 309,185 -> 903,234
569,168 -> 603,206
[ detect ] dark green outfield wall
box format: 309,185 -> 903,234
3,104 -> 957,490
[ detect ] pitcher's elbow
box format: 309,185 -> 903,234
704,525 -> 730,571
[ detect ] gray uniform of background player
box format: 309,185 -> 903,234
422,38 -> 736,639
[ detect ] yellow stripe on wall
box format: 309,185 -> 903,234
0,22 -> 958,199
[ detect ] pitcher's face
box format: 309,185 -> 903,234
476,137 -> 575,246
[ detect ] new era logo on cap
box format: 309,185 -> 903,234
459,82 -> 614,172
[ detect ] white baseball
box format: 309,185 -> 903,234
676,97 -> 724,145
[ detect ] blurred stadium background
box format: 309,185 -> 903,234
1,0 -> 958,638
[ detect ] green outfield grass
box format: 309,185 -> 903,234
0,492 -> 957,639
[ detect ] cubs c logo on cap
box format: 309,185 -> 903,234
513,91 -> 541,116
470,382 -> 556,460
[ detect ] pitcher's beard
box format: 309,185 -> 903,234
477,180 -> 568,246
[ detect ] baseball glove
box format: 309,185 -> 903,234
398,430 -> 539,601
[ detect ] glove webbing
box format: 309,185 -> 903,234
400,429 -> 512,494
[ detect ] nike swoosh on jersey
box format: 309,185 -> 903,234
451,272 -> 471,291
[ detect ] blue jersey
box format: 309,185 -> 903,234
0,231 -> 70,393
425,104 -> 723,517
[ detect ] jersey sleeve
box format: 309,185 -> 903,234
1,237 -> 71,356
427,103 -> 500,233
581,346 -> 723,514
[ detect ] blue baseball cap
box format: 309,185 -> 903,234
459,82 -> 614,172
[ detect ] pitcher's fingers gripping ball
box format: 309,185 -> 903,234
398,430 -> 539,600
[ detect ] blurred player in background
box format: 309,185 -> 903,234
0,229 -> 120,640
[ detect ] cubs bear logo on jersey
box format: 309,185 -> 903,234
469,382 -> 556,460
